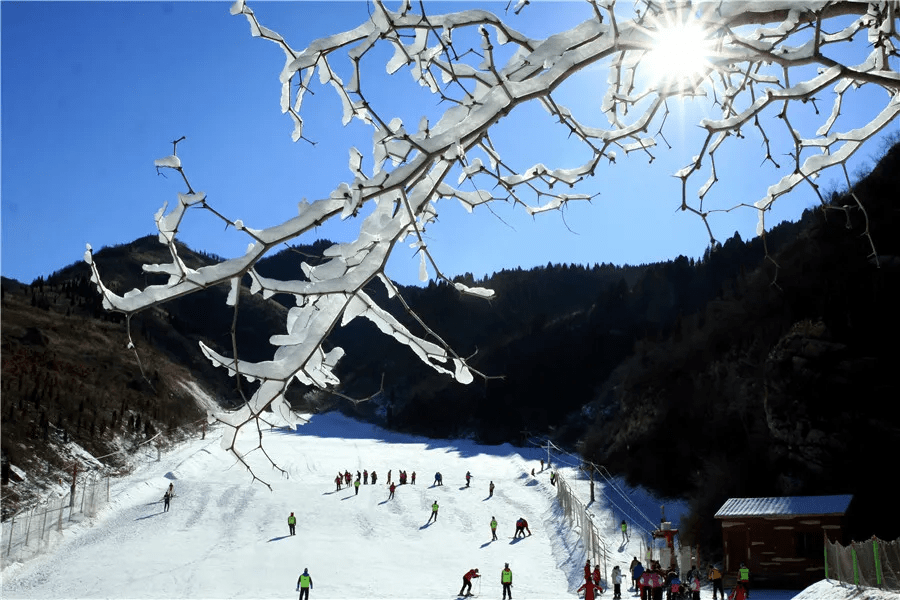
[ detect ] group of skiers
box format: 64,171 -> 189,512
629,557 -> 712,600
577,559 -> 605,600
333,468 -> 419,494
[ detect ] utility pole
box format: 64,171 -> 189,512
546,440 -> 551,469
69,463 -> 78,508
590,466 -> 595,503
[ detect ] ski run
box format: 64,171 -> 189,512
2,411 -> 897,600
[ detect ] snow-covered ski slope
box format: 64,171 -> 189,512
2,412 -> 897,600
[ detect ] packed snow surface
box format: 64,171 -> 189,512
2,412 -> 897,600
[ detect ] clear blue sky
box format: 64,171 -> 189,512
2,2 -> 897,287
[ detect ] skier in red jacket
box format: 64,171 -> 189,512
459,568 -> 480,596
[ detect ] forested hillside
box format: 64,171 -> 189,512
4,143 -> 898,554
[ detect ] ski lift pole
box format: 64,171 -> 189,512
546,439 -> 551,468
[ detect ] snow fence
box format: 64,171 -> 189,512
1,473 -> 110,569
825,536 -> 900,591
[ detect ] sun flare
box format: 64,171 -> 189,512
645,20 -> 712,91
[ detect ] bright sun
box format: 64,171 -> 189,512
645,20 -> 712,91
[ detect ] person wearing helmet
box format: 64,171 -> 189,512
459,568 -> 480,597
501,563 -> 513,599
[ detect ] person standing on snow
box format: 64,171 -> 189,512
371,471 -> 377,485
411,471 -> 416,485
354,477 -> 361,495
163,491 -> 171,512
611,565 -> 623,599
465,471 -> 472,487
363,470 -> 368,484
689,570 -> 701,600
459,568 -> 479,597
490,516 -> 498,541
621,519 -> 628,543
592,564 -> 602,590
501,563 -> 513,599
427,500 -> 439,523
335,474 -> 342,491
433,472 -> 443,486
707,564 -> 724,600
630,558 -> 643,593
296,567 -> 313,600
489,481 -> 495,497
388,482 -> 396,500
288,512 -> 296,536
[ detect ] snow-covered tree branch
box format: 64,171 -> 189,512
86,0 -> 899,485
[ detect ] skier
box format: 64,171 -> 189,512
501,563 -> 513,600
371,471 -> 377,485
387,469 -> 391,484
296,567 -> 313,600
433,471 -> 443,486
354,477 -> 360,495
490,516 -> 498,541
288,512 -> 296,536
707,564 -> 724,600
639,567 -> 653,600
621,519 -> 628,543
363,469 -> 368,484
388,482 -> 396,500
611,565 -> 623,599
459,568 -> 479,597
584,559 -> 592,585
427,500 -> 439,523
631,558 -> 644,594
489,481 -> 495,497
465,471 -> 472,487
514,517 -> 531,538
163,491 -> 171,512
577,579 -> 603,600
167,482 -> 174,497
689,570 -> 701,600
335,474 -> 342,491
592,564 -> 603,591
733,563 -> 750,600
411,471 -> 416,485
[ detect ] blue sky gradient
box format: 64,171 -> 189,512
2,2 -> 897,287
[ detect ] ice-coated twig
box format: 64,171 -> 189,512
88,0 -> 899,485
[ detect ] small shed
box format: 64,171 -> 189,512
714,495 -> 853,589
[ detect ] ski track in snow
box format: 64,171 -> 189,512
3,412 -> 896,600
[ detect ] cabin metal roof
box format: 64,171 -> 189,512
714,495 -> 853,519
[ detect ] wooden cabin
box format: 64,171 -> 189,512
714,495 -> 853,589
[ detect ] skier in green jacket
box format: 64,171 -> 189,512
296,568 -> 313,600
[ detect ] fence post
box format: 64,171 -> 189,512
24,508 -> 33,548
873,537 -> 883,588
852,544 -> 859,587
40,506 -> 48,547
5,514 -> 15,557
824,536 -> 829,580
